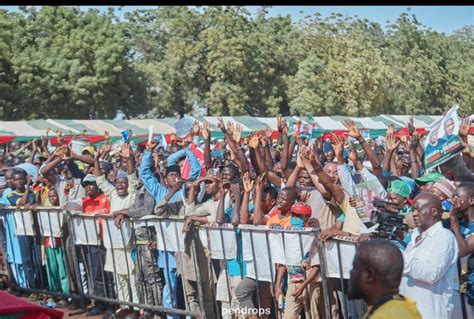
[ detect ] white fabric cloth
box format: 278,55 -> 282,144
268,231 -> 317,266
103,217 -> 133,249
71,215 -> 100,245
241,226 -> 275,282
154,219 -> 186,252
13,209 -> 35,236
37,209 -> 64,237
198,226 -> 237,260
322,240 -> 356,279
400,221 -> 461,319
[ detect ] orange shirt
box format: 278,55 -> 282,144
266,213 -> 292,227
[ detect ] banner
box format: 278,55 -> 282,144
352,181 -> 380,222
423,105 -> 464,170
292,120 -> 314,139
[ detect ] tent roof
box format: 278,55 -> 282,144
0,115 -> 442,139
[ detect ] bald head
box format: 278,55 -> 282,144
414,192 -> 442,215
413,192 -> 442,232
357,239 -> 404,289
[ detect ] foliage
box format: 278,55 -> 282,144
0,6 -> 472,119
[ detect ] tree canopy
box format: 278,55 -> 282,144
0,6 -> 472,120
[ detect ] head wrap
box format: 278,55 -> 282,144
388,180 -> 411,199
116,170 -> 128,180
431,177 -> 456,199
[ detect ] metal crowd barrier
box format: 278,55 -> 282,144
0,207 -> 365,319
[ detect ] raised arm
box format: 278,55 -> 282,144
252,173 -> 267,226
139,141 -> 166,197
229,184 -> 241,226
343,119 -> 383,178
302,146 -> 345,204
382,131 -> 400,174
217,119 -> 249,174
201,122 -> 213,170
408,132 -> 421,179
39,153 -> 63,176
450,197 -> 474,257
240,172 -> 254,225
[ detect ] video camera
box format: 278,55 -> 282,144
371,198 -> 409,247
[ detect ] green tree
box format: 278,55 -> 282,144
3,6 -> 148,120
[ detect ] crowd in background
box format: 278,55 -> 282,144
0,114 -> 473,319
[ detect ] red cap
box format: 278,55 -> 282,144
290,202 -> 312,217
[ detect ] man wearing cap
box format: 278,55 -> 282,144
415,171 -> 444,192
80,173 -> 115,316
94,143 -> 139,317
139,139 -> 201,319
430,176 -> 456,212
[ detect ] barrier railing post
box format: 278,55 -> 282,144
336,240 -> 349,319
67,211 -> 87,310
190,224 -> 206,318
318,240 -> 332,319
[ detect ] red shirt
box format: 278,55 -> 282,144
82,193 -> 110,215
82,193 -> 110,240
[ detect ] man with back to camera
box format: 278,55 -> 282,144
400,193 -> 462,318
347,239 -> 421,318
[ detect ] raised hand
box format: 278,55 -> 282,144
232,123 -> 243,143
248,133 -> 260,149
385,132 -> 400,152
255,172 -> 267,192
343,119 -> 361,139
409,131 -> 420,151
242,172 -> 254,193
407,116 -> 415,135
192,121 -> 201,135
277,114 -> 288,136
296,148 -> 305,168
201,122 -> 211,140
144,138 -> 157,152
120,143 -> 132,159
386,124 -> 395,136
217,117 -> 227,133
459,114 -> 471,138
331,134 -> 344,158
265,128 -> 273,139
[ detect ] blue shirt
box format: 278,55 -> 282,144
224,207 -> 247,277
139,149 -> 201,268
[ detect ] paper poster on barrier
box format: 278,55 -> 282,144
323,240 -> 356,279
423,105 -> 464,170
71,215 -> 100,245
37,210 -> 64,238
352,181 -> 379,222
198,226 -> 237,260
154,219 -> 186,252
13,210 -> 35,236
103,218 -> 133,249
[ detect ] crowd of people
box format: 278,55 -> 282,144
0,114 -> 473,319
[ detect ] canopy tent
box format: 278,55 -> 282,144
0,115 -> 444,144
